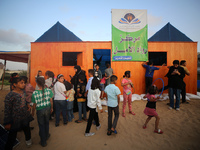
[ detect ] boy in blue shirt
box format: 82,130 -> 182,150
104,75 -> 121,136
142,61 -> 164,93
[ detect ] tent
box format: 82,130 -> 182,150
0,51 -> 30,90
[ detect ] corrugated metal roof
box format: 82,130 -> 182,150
148,22 -> 193,42
35,21 -> 82,42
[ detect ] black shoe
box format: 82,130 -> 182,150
55,124 -> 59,127
64,122 -> 68,125
107,130 -> 112,136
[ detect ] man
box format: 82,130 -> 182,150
180,60 -> 190,104
166,60 -> 185,111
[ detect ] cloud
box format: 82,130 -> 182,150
148,14 -> 163,27
0,29 -> 35,50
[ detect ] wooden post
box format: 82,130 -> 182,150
1,60 -> 7,90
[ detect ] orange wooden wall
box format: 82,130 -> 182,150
31,41 -> 197,94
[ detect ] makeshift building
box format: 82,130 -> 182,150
31,22 -> 197,94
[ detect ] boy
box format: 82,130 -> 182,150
142,61 -> 165,93
75,75 -> 87,123
85,69 -> 94,94
104,75 -> 121,136
166,60 -> 185,111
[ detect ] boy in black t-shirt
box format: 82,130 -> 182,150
75,75 -> 87,123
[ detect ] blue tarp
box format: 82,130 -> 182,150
35,21 -> 82,42
148,22 -> 193,42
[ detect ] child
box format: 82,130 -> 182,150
31,77 -> 53,147
85,77 -> 103,137
75,75 -> 87,123
142,61 -> 164,93
9,73 -> 19,91
143,85 -> 163,134
100,75 -> 106,99
4,77 -> 33,149
45,71 -> 56,119
85,69 -> 94,94
21,76 -> 35,104
35,70 -> 44,90
54,74 -> 67,127
121,71 -> 135,117
64,81 -> 75,122
104,75 -> 121,136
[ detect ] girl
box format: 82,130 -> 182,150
4,77 -> 33,150
100,75 -> 106,99
35,70 -> 44,90
45,71 -> 56,119
64,81 -> 75,122
31,77 -> 53,147
121,71 -> 135,117
85,77 -> 103,137
143,85 -> 163,134
9,73 -> 19,91
54,74 -> 67,127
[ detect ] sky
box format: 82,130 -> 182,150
0,0 -> 199,70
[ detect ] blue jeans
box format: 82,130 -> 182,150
36,107 -> 50,146
67,101 -> 74,122
78,102 -> 87,121
55,100 -> 67,124
169,88 -> 181,108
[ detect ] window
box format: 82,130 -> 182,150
149,52 -> 167,66
62,52 -> 82,66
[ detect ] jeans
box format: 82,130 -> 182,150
108,106 -> 119,130
78,102 -> 87,121
5,124 -> 31,150
36,107 -> 50,146
169,88 -> 181,108
85,108 -> 100,133
55,100 -> 68,124
67,101 -> 74,122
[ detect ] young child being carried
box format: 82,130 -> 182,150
121,71 -> 135,117
75,75 -> 87,123
143,85 -> 163,134
85,77 -> 103,137
104,75 -> 121,136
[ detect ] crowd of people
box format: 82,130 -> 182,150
3,60 -> 190,149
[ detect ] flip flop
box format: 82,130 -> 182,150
154,129 -> 163,134
75,120 -> 82,123
129,111 -> 136,115
111,129 -> 117,134
122,113 -> 125,117
107,130 -> 112,136
143,125 -> 147,129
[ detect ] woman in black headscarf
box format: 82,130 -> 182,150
70,65 -> 87,112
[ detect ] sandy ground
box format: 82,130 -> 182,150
0,88 -> 200,150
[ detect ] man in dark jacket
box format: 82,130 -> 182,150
166,60 -> 185,111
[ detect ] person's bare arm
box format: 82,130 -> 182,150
117,95 -> 120,105
50,98 -> 53,113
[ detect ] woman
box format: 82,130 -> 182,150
70,65 -> 87,112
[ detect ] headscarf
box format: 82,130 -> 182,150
74,65 -> 81,75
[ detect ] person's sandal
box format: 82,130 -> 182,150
122,113 -> 125,117
107,130 -> 112,136
143,125 -> 147,129
154,129 -> 163,134
75,120 -> 82,123
129,111 -> 136,115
